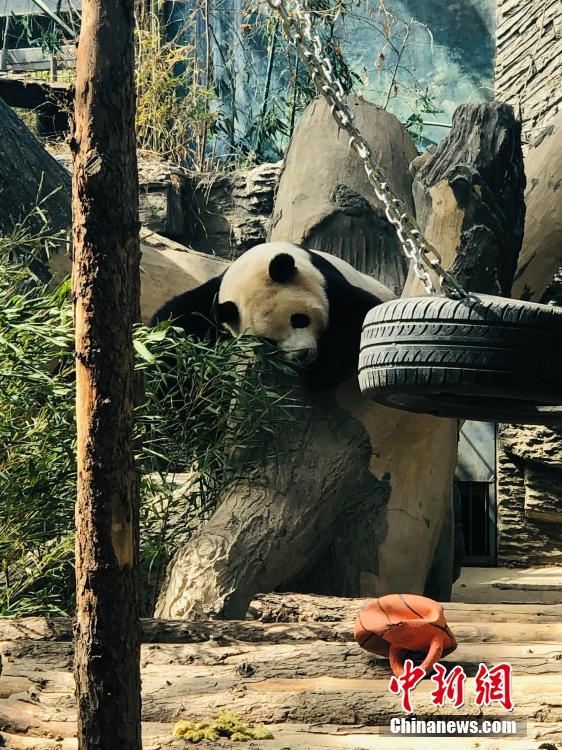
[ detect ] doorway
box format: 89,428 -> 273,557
455,421 -> 497,566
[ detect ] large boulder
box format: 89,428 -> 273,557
270,96 -> 418,295
50,229 -> 227,324
512,108 -> 562,302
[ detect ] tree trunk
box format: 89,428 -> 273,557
155,100 -> 525,620
72,0 -> 142,747
0,96 -> 70,234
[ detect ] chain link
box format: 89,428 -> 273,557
266,0 -> 467,298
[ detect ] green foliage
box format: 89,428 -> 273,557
131,0 -> 447,165
14,0 -> 444,164
0,212 -> 75,616
131,0 -> 366,168
404,88 -> 444,143
136,325 -> 297,614
135,27 -> 217,165
19,13 -> 66,55
220,0 -> 362,165
0,215 -> 297,617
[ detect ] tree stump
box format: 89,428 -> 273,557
409,102 -> 525,297
155,100 -> 525,619
270,96 -> 417,295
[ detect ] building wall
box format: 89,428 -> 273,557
495,1 -> 562,567
495,0 -> 562,141
497,425 -> 562,566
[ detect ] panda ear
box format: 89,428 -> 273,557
269,253 -> 296,284
217,301 -> 239,327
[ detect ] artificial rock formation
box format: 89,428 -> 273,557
270,97 -> 416,295
498,109 -> 562,566
495,0 -> 562,142
185,161 -> 282,258
497,424 -> 562,566
512,107 -> 562,302
0,96 -> 71,234
155,99 -> 525,619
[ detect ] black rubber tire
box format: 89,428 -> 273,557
359,294 -> 562,424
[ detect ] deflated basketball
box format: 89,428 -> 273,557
354,593 -> 457,676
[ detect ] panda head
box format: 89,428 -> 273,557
217,244 -> 328,367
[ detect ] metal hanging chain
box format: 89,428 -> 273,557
266,0 -> 467,298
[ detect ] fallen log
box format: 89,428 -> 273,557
248,592 -> 562,624
3,631 -> 562,678
49,229 -> 228,324
0,616 -> 353,644
4,610 -> 562,647
0,721 -> 562,750
2,723 -> 562,750
2,670 -> 561,728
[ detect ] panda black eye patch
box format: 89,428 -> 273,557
291,313 -> 311,328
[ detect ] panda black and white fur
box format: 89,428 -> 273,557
151,242 -> 394,389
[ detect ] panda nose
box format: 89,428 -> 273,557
295,348 -> 315,365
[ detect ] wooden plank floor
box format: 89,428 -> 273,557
1,598 -> 561,749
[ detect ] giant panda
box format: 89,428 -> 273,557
151,241 -> 394,389
152,242 -> 456,601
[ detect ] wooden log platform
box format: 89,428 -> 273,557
0,74 -> 72,112
1,595 -> 561,748
0,74 -> 72,136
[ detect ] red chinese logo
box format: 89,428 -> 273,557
474,662 -> 514,712
430,662 -> 467,708
388,662 -> 514,714
388,659 -> 426,714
